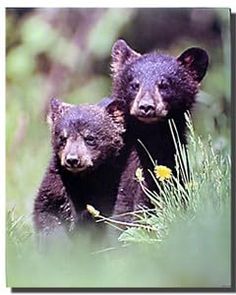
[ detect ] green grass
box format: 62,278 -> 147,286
6,115 -> 231,288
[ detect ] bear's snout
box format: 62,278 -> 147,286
65,154 -> 80,169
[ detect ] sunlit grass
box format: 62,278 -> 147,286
102,114 -> 230,246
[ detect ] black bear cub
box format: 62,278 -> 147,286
111,40 -> 208,220
34,98 -> 125,235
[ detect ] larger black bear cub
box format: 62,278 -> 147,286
34,98 -> 125,235
111,40 -> 208,220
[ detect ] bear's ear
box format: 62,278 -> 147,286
111,39 -> 141,76
177,47 -> 209,82
47,97 -> 72,126
105,99 -> 126,131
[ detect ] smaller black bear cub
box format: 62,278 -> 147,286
111,40 -> 209,220
34,98 -> 125,235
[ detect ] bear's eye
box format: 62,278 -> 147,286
158,79 -> 169,90
84,135 -> 96,146
130,81 -> 140,92
127,73 -> 134,82
59,134 -> 67,146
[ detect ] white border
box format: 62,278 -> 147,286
0,0 -> 235,10
0,4 -> 7,295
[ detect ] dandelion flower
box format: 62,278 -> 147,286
154,165 -> 172,181
135,167 -> 144,182
86,204 -> 100,218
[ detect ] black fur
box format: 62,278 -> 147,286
111,40 -> 208,221
33,98 -> 125,235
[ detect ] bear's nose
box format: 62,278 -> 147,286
138,92 -> 155,116
138,103 -> 155,116
65,154 -> 80,168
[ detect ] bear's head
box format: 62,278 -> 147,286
48,98 -> 125,173
111,39 -> 208,123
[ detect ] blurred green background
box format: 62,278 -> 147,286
6,8 -> 231,288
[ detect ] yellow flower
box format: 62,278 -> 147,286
135,167 -> 144,182
154,165 -> 172,181
86,204 -> 100,218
